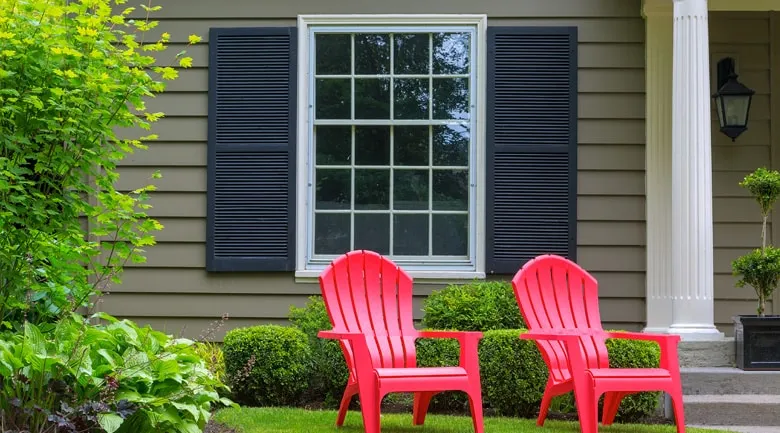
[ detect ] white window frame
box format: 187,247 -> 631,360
295,14 -> 487,282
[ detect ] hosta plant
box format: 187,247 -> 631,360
0,313 -> 234,433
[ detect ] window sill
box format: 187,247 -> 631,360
294,269 -> 486,284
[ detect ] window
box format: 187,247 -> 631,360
206,22 -> 577,278
297,16 -> 487,276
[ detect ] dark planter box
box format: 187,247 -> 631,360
734,314 -> 780,370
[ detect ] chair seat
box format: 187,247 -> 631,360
375,367 -> 468,379
588,368 -> 671,379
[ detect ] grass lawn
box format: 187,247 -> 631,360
212,407 -> 730,433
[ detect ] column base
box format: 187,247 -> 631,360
668,323 -> 725,341
643,326 -> 672,334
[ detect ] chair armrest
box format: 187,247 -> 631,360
605,331 -> 681,372
605,331 -> 681,344
318,330 -> 366,340
518,328 -> 594,341
417,330 -> 483,372
417,330 -> 483,341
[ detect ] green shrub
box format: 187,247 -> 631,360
223,325 -> 313,407
0,313 -> 232,433
415,335 -> 467,412
421,281 -> 525,331
479,330 -> 549,417
193,341 -> 226,390
0,0 -> 199,327
603,333 -> 661,422
477,330 -> 660,422
288,296 -> 349,408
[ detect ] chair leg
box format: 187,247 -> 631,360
412,392 -> 437,426
670,392 -> 686,433
537,380 -> 555,426
572,382 -> 599,433
467,386 -> 485,433
600,391 -> 625,425
356,380 -> 381,433
336,383 -> 359,427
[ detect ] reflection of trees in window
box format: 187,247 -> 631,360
311,29 -> 474,259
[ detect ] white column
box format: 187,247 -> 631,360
669,0 -> 723,340
643,2 -> 674,334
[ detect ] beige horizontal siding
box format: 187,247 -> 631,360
101,2 -> 776,339
710,11 -> 773,334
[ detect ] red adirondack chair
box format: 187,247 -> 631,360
511,254 -> 685,433
317,250 -> 485,433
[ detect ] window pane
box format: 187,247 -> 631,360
355,169 -> 390,210
316,34 -> 351,75
432,169 -> 468,210
394,170 -> 428,210
394,214 -> 429,255
394,34 -> 429,75
355,34 -> 390,75
354,213 -> 390,254
433,124 -> 469,166
433,32 -> 470,75
315,213 -> 350,254
394,78 -> 429,119
394,126 -> 429,166
316,126 -> 352,165
316,169 -> 351,210
355,126 -> 390,165
432,78 -> 469,120
316,78 -> 351,119
432,214 -> 468,256
355,78 -> 391,119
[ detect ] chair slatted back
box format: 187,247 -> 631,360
319,250 -> 418,370
512,254 -> 610,383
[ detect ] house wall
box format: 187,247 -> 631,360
709,11 -> 775,334
102,0 -> 649,340
102,1 -> 773,340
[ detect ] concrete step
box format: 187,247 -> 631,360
682,367 -> 780,395
684,394 -> 780,426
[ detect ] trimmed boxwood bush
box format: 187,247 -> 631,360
421,281 -> 525,331
289,296 -> 350,407
479,330 -> 550,417
223,324 -> 313,407
603,333 -> 662,422
416,335 -> 469,412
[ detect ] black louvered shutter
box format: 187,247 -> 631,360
486,27 -> 578,275
206,27 -> 297,272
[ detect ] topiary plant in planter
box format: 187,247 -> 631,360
732,167 -> 780,370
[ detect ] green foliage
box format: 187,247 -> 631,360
421,281 -> 525,331
603,334 -> 661,422
477,330 -> 659,422
0,313 -> 232,433
733,247 -> 780,316
478,330 -> 549,417
0,0 -> 200,325
288,296 -> 349,408
193,341 -> 226,390
223,325 -> 314,408
415,335 -> 468,412
733,167 -> 780,316
740,167 -> 780,217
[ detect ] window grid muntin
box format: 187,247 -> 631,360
307,25 -> 477,266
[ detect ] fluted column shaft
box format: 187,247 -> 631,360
669,0 -> 723,340
644,5 -> 674,333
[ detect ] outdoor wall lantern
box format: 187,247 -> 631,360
712,57 -> 755,142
